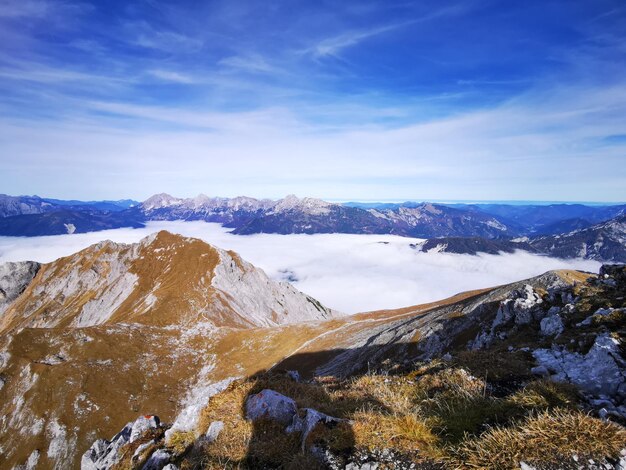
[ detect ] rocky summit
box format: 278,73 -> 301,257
0,230 -> 624,469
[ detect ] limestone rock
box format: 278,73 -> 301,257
245,389 -> 298,425
205,420 -> 224,443
493,284 -> 544,329
0,261 -> 40,315
142,449 -> 171,470
286,407 -> 344,451
81,415 -> 161,470
130,415 -> 160,443
533,334 -> 626,399
540,314 -> 564,336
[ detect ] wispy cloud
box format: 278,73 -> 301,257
148,69 -> 196,84
125,20 -> 203,52
307,23 -> 406,59
304,4 -> 471,59
0,0 -> 625,201
0,0 -> 49,18
218,55 -> 278,74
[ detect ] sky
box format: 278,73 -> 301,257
0,221 -> 600,312
0,0 -> 625,202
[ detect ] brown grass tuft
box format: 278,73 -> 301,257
452,409 -> 626,469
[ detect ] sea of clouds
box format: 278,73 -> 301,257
0,221 -> 601,313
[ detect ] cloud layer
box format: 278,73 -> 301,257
0,222 -> 601,313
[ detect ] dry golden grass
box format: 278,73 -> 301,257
452,409 -> 626,469
167,430 -> 196,456
352,411 -> 442,458
197,380 -> 254,462
508,380 -> 579,410
182,364 -> 622,470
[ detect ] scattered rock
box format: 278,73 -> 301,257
142,448 -> 171,470
531,365 -> 550,377
495,285 -> 544,327
245,389 -> 298,425
533,334 -> 626,400
287,370 -> 301,382
204,421 -> 224,443
540,314 -> 564,336
287,407 -> 344,450
81,415 -> 162,470
14,449 -> 40,470
130,415 -> 160,443
133,440 -> 155,459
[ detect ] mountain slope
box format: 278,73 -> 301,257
447,202 -> 626,234
0,194 -> 55,217
1,258 -> 624,468
0,209 -> 146,236
0,232 -> 337,468
76,266 -> 626,469
415,236 -> 536,255
0,231 -> 334,333
529,215 -> 626,262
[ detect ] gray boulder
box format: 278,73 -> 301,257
493,284 -> 544,329
533,334 -> 626,399
540,314 -> 564,337
81,415 -> 162,470
81,424 -> 132,470
245,389 -> 298,425
205,420 -> 224,443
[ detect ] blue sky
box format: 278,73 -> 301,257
0,0 -> 625,202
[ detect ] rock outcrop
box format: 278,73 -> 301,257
0,261 -> 40,315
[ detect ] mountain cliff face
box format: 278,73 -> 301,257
0,261 -> 40,315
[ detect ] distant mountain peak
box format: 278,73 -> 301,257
271,194 -> 332,215
141,193 -> 183,210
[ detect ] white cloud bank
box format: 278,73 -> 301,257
0,222 -> 601,313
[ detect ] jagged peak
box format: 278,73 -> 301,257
271,194 -> 333,215
141,193 -> 183,210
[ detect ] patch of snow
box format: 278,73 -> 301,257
64,223 -> 76,234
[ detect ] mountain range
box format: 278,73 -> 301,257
1,193 -> 626,261
0,232 -> 624,468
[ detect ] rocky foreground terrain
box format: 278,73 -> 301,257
0,232 -> 624,469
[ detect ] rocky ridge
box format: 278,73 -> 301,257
0,232 -> 337,469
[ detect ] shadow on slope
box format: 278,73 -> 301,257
183,344 -> 625,470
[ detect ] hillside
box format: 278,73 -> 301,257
78,265 -> 626,469
0,233 -> 624,468
529,215 -> 626,262
0,232 -> 337,468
